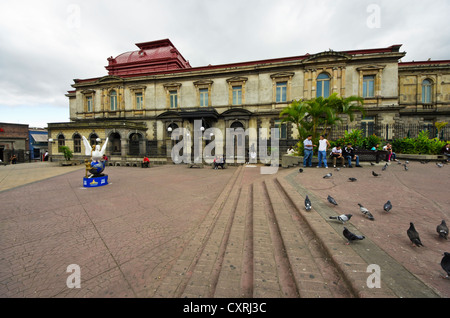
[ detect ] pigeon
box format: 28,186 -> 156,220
397,161 -> 402,165
372,171 -> 380,177
323,173 -> 332,179
407,222 -> 423,247
327,195 -> 338,206
405,161 -> 409,164
299,168 -> 304,173
436,220 -> 448,240
348,177 -> 357,182
343,227 -> 365,245
403,164 -> 408,171
436,163 -> 443,168
370,162 -> 375,166
329,214 -> 352,224
441,252 -> 450,279
383,200 -> 392,213
382,164 -> 387,171
358,203 -> 375,221
304,195 -> 312,211
335,167 -> 341,171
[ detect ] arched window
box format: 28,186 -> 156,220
316,73 -> 330,98
422,79 -> 432,104
57,134 -> 65,149
89,133 -> 98,146
110,90 -> 118,111
73,134 -> 81,153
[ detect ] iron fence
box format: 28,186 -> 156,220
327,124 -> 450,141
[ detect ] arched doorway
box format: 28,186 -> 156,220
129,133 -> 142,156
229,121 -> 246,163
110,132 -> 121,155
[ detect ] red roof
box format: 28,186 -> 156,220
105,39 -> 191,76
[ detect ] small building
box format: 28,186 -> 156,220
29,128 -> 48,161
0,122 -> 30,163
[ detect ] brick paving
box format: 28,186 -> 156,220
0,161 -> 448,298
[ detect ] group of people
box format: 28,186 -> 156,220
291,135 -> 380,168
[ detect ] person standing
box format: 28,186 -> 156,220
317,135 -> 331,168
303,135 -> 316,168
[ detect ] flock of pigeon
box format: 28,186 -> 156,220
300,159 -> 450,279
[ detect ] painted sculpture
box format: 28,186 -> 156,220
82,136 -> 109,187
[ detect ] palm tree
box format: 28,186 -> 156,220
279,99 -> 309,142
328,93 -> 365,122
304,96 -> 333,140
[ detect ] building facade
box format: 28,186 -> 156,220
47,39 -> 450,164
0,122 -> 30,163
29,128 -> 48,161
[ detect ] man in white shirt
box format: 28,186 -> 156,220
330,145 -> 345,168
303,135 -> 316,168
317,135 -> 331,168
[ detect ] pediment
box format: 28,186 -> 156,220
302,51 -> 351,64
270,72 -> 295,79
226,76 -> 248,83
96,75 -> 124,83
156,111 -> 182,119
220,108 -> 253,117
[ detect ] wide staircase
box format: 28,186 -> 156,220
153,165 -> 440,298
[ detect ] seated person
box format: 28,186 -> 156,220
383,143 -> 397,162
343,143 -> 362,168
214,156 -> 225,169
371,144 -> 380,151
330,145 -> 345,168
442,143 -> 450,162
142,156 -> 150,168
287,146 -> 295,155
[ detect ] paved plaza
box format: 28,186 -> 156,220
0,160 -> 448,298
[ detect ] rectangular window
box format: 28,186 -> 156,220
363,76 -> 375,98
136,93 -> 143,110
86,96 -> 93,112
232,86 -> 242,105
422,85 -> 432,103
361,116 -> 375,137
110,95 -> 117,111
200,88 -> 209,107
317,80 -> 330,98
169,91 -> 178,108
74,138 -> 81,153
276,82 -> 287,102
275,120 -> 287,139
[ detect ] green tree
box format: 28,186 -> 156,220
328,93 -> 365,122
279,99 -> 309,143
59,146 -> 73,161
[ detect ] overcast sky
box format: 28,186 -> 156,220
1,0 -> 449,128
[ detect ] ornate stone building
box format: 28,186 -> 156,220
47,39 -> 450,164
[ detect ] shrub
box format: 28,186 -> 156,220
391,130 -> 448,155
59,146 -> 73,161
